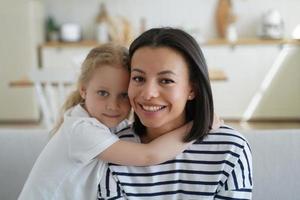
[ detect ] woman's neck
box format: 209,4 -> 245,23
140,117 -> 186,143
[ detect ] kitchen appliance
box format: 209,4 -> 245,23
259,9 -> 284,39
60,23 -> 82,42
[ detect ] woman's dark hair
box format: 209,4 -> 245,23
129,27 -> 214,142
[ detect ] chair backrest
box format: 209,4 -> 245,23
28,67 -> 78,129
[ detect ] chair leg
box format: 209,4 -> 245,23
34,83 -> 53,129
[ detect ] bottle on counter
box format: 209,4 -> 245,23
95,3 -> 110,43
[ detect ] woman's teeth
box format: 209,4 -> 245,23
142,105 -> 165,112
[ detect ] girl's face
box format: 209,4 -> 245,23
80,65 -> 131,128
129,47 -> 195,135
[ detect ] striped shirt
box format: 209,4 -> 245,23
98,125 -> 253,200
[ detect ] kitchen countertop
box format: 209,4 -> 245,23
9,68 -> 227,88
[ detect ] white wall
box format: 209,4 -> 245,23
44,0 -> 300,40
252,46 -> 300,119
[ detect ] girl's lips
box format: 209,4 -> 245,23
102,113 -> 121,118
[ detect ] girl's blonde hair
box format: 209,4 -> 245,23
51,43 -> 129,135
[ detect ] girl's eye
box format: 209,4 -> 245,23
160,79 -> 174,84
131,76 -> 144,83
97,90 -> 109,97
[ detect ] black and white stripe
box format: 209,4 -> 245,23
98,125 -> 252,200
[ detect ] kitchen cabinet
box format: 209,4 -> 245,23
40,41 -> 97,69
41,46 -> 92,69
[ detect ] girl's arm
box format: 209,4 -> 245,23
97,122 -> 193,166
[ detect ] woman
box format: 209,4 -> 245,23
98,27 -> 253,200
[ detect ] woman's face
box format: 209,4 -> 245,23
128,47 -> 195,134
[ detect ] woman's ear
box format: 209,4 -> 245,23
188,90 -> 195,100
79,85 -> 86,99
187,82 -> 196,100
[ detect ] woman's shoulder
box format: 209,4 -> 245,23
209,125 -> 248,142
195,124 -> 251,152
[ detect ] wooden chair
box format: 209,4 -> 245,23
28,67 -> 77,129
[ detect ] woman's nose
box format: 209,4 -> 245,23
140,81 -> 159,100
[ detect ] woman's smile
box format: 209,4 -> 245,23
139,104 -> 166,112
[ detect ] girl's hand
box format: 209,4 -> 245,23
212,113 -> 224,130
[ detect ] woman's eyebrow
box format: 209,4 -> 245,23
131,68 -> 145,74
158,70 -> 176,76
131,68 -> 176,76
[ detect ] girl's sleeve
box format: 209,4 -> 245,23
68,119 -> 119,163
215,141 -> 253,200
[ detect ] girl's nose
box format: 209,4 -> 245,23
106,97 -> 119,110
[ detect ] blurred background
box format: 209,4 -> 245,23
1,0 -> 300,130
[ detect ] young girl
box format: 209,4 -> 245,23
18,43 -> 193,200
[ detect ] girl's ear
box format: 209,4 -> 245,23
79,85 -> 86,99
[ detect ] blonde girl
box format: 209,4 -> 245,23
18,43 -> 193,200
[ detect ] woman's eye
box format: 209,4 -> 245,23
160,79 -> 174,84
131,76 -> 144,83
97,90 -> 109,97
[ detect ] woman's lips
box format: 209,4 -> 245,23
139,104 -> 166,112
